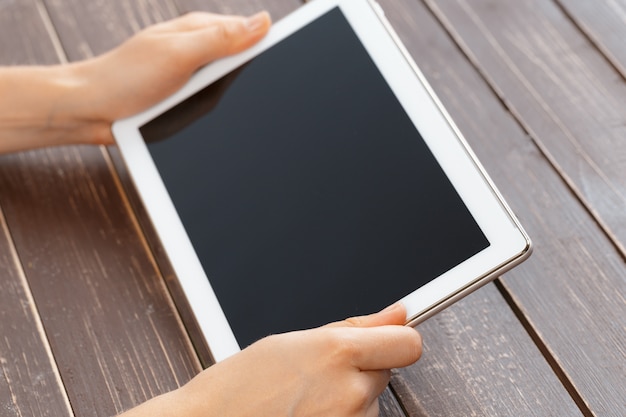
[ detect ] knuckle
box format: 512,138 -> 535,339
344,316 -> 364,327
215,22 -> 231,40
164,38 -> 193,66
212,20 -> 242,45
325,329 -> 358,363
347,378 -> 373,410
180,11 -> 212,28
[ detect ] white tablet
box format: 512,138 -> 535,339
113,0 -> 531,362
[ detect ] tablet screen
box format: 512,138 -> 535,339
140,7 -> 489,348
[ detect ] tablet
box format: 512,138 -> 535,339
112,0 -> 531,362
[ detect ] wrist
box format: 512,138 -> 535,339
117,383 -> 217,417
0,64 -> 111,153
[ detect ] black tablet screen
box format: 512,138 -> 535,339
140,7 -> 489,348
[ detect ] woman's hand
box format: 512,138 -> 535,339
0,12 -> 271,153
75,11 -> 271,143
120,303 -> 422,417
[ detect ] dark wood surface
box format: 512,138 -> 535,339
1,0 -> 624,416
556,0 -> 626,76
419,1 -> 626,415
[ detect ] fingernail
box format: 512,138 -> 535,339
246,12 -> 267,32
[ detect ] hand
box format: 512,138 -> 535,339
0,12 -> 271,153
75,11 -> 272,143
120,303 -> 422,417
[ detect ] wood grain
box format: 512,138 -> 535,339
379,388 -> 408,417
175,0 -> 298,21
56,0 -> 576,415
555,0 -> 626,76
2,0 -> 203,416
6,0 -> 624,415
107,146 -> 217,368
0,1 -> 73,416
0,192 -> 73,417
424,0 -> 626,258
380,1 -> 585,412
43,0 -> 177,61
380,1 -> 582,414
0,0 -> 60,65
385,0 -> 626,415
0,147 -> 202,416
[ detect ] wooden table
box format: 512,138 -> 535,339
1,0 -> 625,415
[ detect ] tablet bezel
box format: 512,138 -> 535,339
112,0 -> 531,362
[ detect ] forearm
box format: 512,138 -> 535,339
0,65 -> 110,154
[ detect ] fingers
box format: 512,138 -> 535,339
345,325 -> 422,371
325,302 -> 408,329
176,11 -> 271,67
323,303 -> 421,370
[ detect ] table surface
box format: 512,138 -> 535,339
1,0 -> 625,416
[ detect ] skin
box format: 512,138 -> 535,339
0,11 -> 271,153
0,11 -> 423,416
121,303 -> 421,417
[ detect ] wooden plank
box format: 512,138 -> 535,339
392,289 -> 582,417
0,0 -> 59,65
30,0 -> 604,416
424,0 -> 626,258
379,388 -> 408,417
175,0 -> 299,21
0,198 -> 73,417
0,1 -> 72,416
43,0 -> 216,368
107,145 -> 216,368
385,0 -> 626,415
555,0 -> 626,76
2,1 -> 203,416
374,1 -> 581,415
0,148 -> 201,417
43,0 -> 177,61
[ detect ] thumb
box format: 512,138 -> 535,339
325,303 -> 408,329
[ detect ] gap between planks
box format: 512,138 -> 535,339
0,203 -> 75,417
414,0 -> 602,415
420,0 -> 626,262
1,2 -> 74,413
551,0 -> 626,82
34,0 -> 68,64
493,280 -> 593,417
99,146 -> 203,372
